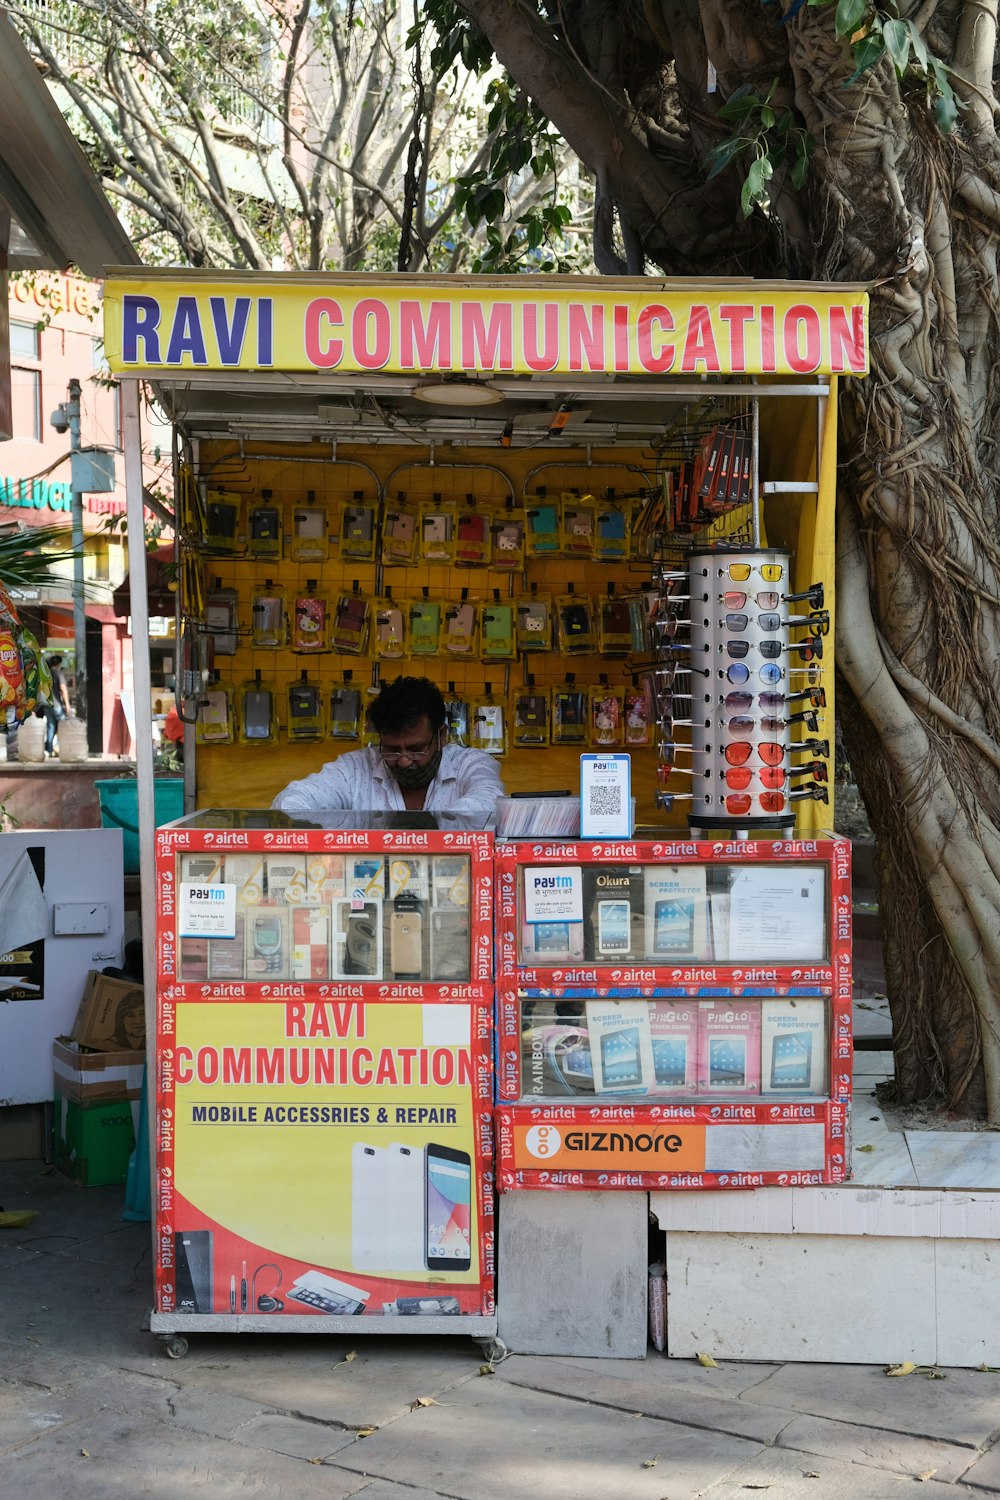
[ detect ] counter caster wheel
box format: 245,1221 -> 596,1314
475,1337 -> 508,1365
160,1334 -> 188,1359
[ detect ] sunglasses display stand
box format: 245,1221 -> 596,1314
655,546 -> 828,836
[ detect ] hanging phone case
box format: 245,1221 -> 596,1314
205,588 -> 240,655
524,499 -> 561,557
420,505 -> 455,563
516,596 -> 552,652
551,687 -> 588,744
247,502 -> 282,560
491,513 -> 525,569
480,601 -> 516,660
444,602 -> 477,656
341,498 -> 378,561
623,684 -> 654,746
292,590 -> 328,652
195,681 -> 234,744
471,699 -> 506,755
456,508 -> 491,565
373,601 -> 406,659
290,503 -> 328,561
444,698 -> 470,747
408,600 -> 442,656
250,585 -> 286,648
598,596 -> 633,656
240,682 -> 277,743
513,691 -> 549,747
560,495 -> 596,558
595,502 -> 629,560
329,685 -> 362,739
556,594 -> 595,654
204,490 -> 242,553
331,595 -> 369,654
287,681 -> 324,741
382,505 -> 418,565
590,688 -> 624,747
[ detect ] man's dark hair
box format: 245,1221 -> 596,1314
369,676 -> 445,736
48,655 -> 63,668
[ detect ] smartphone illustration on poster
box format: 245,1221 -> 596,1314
385,1143 -> 426,1271
596,898 -> 631,954
351,1142 -> 389,1270
424,1143 -> 472,1272
652,899 -> 695,955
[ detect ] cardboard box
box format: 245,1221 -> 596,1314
53,1038 -> 145,1104
72,971 -> 146,1053
291,905 -> 331,981
54,1089 -> 137,1186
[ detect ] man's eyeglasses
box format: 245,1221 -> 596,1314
379,733 -> 441,764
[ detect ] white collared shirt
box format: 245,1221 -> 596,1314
271,743 -> 504,818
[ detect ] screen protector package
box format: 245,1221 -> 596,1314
585,1000 -> 655,1095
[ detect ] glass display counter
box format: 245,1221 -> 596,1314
494,836 -> 851,1190
150,810 -> 496,1351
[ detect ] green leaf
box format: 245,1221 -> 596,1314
790,135 -> 814,190
845,31 -> 887,81
834,0 -> 869,38
704,136 -> 751,181
761,104 -> 775,127
906,19 -> 929,71
716,89 -> 762,124
882,18 -> 909,74
934,83 -> 959,132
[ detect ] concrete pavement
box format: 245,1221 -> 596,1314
2,1158 -> 998,1499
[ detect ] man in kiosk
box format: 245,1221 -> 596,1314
273,676 -> 504,817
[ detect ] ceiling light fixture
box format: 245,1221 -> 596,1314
412,375 -> 506,407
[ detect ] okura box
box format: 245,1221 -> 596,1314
697,1001 -> 761,1094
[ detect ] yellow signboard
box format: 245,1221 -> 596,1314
104,275 -> 868,379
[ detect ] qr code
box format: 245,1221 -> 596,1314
589,785 -> 623,817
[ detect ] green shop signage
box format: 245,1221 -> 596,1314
0,477 -> 73,513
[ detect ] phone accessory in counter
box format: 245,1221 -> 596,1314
389,896 -> 425,979
292,581 -> 329,652
331,588 -> 370,654
239,671 -> 278,744
195,673 -> 234,744
444,594 -> 478,656
292,904 -> 332,980
456,495 -> 491,565
429,906 -> 471,980
246,490 -> 282,561
431,854 -> 471,907
203,488 -> 242,553
205,582 -> 240,655
250,580 -> 287,648
332,898 -> 383,978
244,903 -> 290,978
481,592 -> 517,661
290,490 -> 329,562
471,688 -> 506,755
491,502 -> 525,569
341,490 -> 378,561
444,690 -> 470,747
382,493 -> 419,565
420,495 -> 456,564
287,673 -> 324,741
373,593 -> 406,660
586,999 -> 655,1095
513,682 -> 549,747
329,678 -> 362,739
408,592 -> 442,656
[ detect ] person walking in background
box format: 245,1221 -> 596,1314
44,654 -> 71,756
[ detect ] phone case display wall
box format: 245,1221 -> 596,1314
652,547 -> 831,832
151,814 -> 495,1338
494,838 -> 851,1190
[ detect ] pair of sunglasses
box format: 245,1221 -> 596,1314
788,610 -> 830,636
725,760 -> 827,790
721,590 -> 780,610
726,661 -> 823,686
724,741 -> 785,767
727,711 -> 820,735
790,781 -> 829,804
724,611 -> 784,633
722,561 -> 784,582
724,791 -> 789,815
724,688 -> 826,712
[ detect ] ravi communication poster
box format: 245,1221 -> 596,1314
155,998 -> 493,1319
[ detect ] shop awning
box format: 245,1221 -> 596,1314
112,547 -> 175,619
